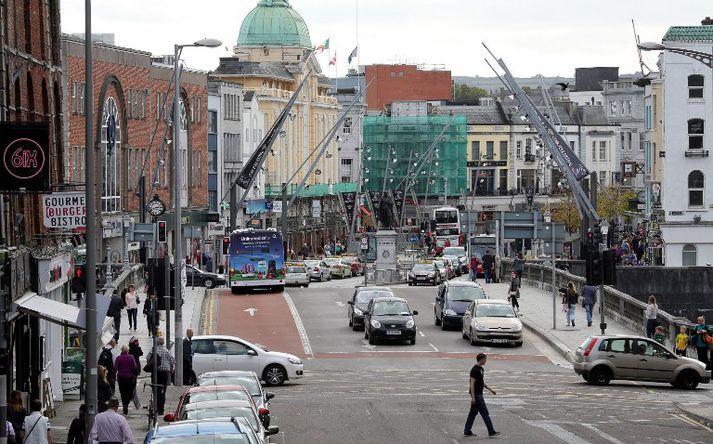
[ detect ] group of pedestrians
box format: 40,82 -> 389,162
97,336 -> 144,414
107,285 -> 141,341
557,282 -> 598,328
6,392 -> 53,444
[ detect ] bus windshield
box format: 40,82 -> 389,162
434,209 -> 458,224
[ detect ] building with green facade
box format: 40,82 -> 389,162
362,115 -> 467,196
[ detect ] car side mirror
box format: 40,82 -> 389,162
266,426 -> 280,436
247,349 -> 257,356
163,413 -> 175,422
347,301 -> 354,305
265,392 -> 275,401
412,310 -> 419,315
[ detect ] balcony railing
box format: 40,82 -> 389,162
684,149 -> 709,158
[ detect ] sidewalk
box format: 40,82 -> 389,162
51,285 -> 206,443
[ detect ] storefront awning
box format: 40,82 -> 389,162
14,292 -> 111,332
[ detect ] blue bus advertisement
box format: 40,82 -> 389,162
229,229 -> 285,291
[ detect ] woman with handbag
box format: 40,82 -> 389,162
113,345 -> 138,415
129,337 -> 143,409
565,281 -> 578,327
507,272 -> 520,313
97,366 -> 113,413
693,316 -> 712,369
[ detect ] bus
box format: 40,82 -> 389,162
433,206 -> 463,247
229,228 -> 286,293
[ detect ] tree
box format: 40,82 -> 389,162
596,185 -> 635,221
551,192 -> 581,234
453,84 -> 488,102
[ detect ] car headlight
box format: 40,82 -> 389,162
444,309 -> 457,316
427,273 -> 435,277
512,324 -> 522,332
354,307 -> 363,315
287,357 -> 302,365
371,319 -> 382,328
406,319 -> 415,328
473,322 -> 487,331
408,272 -> 414,277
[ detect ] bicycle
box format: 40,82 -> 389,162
143,382 -> 162,430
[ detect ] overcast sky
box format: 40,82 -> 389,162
60,0 -> 711,78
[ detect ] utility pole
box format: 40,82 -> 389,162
173,45 -> 183,386
281,182 -> 287,245
229,181 -> 237,231
0,281 -> 7,444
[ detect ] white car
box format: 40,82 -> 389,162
285,265 -> 310,287
191,335 -> 304,386
462,299 -> 523,347
324,258 -> 351,279
304,259 -> 331,282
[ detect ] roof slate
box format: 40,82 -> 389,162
213,58 -> 295,81
663,26 -> 713,42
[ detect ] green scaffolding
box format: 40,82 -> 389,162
362,115 -> 467,196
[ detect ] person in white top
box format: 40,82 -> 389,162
21,399 -> 52,444
645,295 -> 658,339
125,285 -> 140,331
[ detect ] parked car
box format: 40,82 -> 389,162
408,262 -> 442,286
174,399 -> 278,442
284,265 -> 310,288
324,258 -> 351,279
443,246 -> 468,273
196,371 -> 275,427
164,385 -> 256,424
303,259 -> 331,282
434,281 -> 488,330
433,260 -> 449,281
341,256 -> 365,276
191,335 -> 304,386
143,418 -> 264,444
364,297 -> 418,345
462,299 -> 523,347
347,286 -> 394,331
185,265 -> 226,289
573,335 -> 710,389
442,255 -> 462,276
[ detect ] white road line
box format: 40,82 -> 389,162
419,331 -> 425,337
522,420 -> 593,444
581,424 -> 627,444
429,343 -> 439,352
283,291 -> 314,359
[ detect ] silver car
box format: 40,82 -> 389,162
573,335 -> 710,389
285,265 -> 310,287
304,260 -> 330,282
462,299 -> 523,346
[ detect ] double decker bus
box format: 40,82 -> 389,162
433,206 -> 463,247
229,228 -> 286,293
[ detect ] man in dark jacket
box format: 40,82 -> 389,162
481,251 -> 495,284
66,404 -> 86,444
582,285 -> 598,327
182,329 -> 196,385
107,290 -> 123,340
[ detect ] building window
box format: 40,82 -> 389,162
156,92 -> 161,121
688,118 -> 704,150
516,140 -> 522,159
127,147 -> 133,190
71,82 -> 78,113
141,90 -> 147,119
343,117 -> 352,134
208,150 -> 218,173
499,141 -> 507,161
208,110 -> 217,133
599,141 -> 607,161
688,170 -> 704,207
682,244 -> 697,266
190,96 -> 195,123
609,101 -> 617,116
209,190 -> 218,212
340,158 -> 352,183
689,74 -> 704,99
197,97 -> 202,123
101,96 -> 121,213
591,141 -> 596,161
471,141 -> 480,161
486,141 -> 494,159
79,83 -> 85,115
625,100 -> 632,116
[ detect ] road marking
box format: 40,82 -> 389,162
283,291 -> 314,359
336,301 -> 345,307
580,423 -> 627,444
243,307 -> 258,317
672,413 -> 713,432
522,419 -> 593,444
429,343 -> 439,352
419,331 -> 425,337
201,289 -> 217,335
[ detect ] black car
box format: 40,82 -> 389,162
408,263 -> 442,286
347,286 -> 393,331
364,297 -> 418,345
434,281 -> 488,330
185,265 -> 226,289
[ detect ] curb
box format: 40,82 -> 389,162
520,314 -> 576,363
675,403 -> 713,429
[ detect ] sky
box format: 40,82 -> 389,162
59,0 -> 713,78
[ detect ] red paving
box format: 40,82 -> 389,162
216,289 -> 306,358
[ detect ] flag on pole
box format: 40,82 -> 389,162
348,45 -> 358,64
315,38 -> 330,52
328,51 -> 336,66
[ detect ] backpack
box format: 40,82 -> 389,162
98,347 -> 113,369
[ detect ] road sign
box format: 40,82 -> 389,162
360,236 -> 369,251
408,234 -> 419,243
130,222 -> 155,242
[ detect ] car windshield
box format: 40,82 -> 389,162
447,286 -> 486,302
188,390 -> 251,404
304,260 -> 319,267
443,247 -> 466,257
152,437 -> 251,444
287,266 -> 306,273
197,378 -> 260,397
412,264 -> 433,272
356,290 -> 393,304
372,301 -> 411,316
324,259 -> 340,265
475,304 -> 517,318
184,407 -> 259,430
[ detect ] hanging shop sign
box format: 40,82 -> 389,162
37,252 -> 72,294
0,123 -> 50,191
42,192 -> 86,229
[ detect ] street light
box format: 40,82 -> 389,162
637,41 -> 666,51
173,37 -> 221,387
544,210 -> 557,330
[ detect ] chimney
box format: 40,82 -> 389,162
702,16 -> 713,25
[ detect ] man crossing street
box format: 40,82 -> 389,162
464,353 -> 500,438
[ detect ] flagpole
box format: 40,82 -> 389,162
355,0 -> 360,87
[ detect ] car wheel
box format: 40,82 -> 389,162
348,315 -> 353,327
434,311 -> 441,326
263,364 -> 287,386
462,331 -> 468,340
440,319 -> 447,331
352,322 -> 360,332
469,328 -> 477,346
582,374 -> 590,383
408,282 -> 413,286
588,366 -> 612,386
368,332 -> 376,345
409,337 -> 416,345
203,278 -> 215,289
231,286 -> 240,295
677,370 -> 700,390
328,274 -> 332,281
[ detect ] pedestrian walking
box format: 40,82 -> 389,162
128,336 -> 143,409
147,337 -> 175,415
97,365 -> 113,413
8,390 -> 27,442
512,252 -> 525,285
653,326 -> 666,346
107,290 -> 123,341
693,316 -> 712,369
675,326 -> 689,357
89,397 -> 134,444
65,404 -> 85,444
125,285 -> 139,331
183,329 -> 196,385
564,281 -> 578,327
144,292 -> 159,337
20,399 -> 52,444
645,295 -> 658,339
98,339 -> 117,391
463,353 -> 500,438
469,256 -> 479,283
482,251 -> 494,284
582,285 -> 598,327
507,272 -> 520,313
113,345 -> 138,414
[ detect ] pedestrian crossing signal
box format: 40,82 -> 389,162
71,264 -> 86,293
223,237 -> 230,254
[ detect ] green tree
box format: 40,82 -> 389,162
552,193 -> 581,234
453,84 -> 489,102
596,186 -> 635,221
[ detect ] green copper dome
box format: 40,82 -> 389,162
237,0 -> 312,48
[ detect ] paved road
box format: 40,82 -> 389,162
210,278 -> 713,443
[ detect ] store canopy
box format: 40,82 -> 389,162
14,291 -> 111,332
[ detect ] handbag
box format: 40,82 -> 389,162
143,353 -> 162,373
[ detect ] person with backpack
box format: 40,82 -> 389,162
107,290 -> 123,341
693,316 -> 713,369
98,339 -> 116,391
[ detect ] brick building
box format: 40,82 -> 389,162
62,35 -> 209,260
365,64 -> 452,112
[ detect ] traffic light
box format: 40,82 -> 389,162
586,229 -> 594,248
526,188 -> 534,207
71,264 -> 86,293
585,249 -> 602,286
222,237 -> 230,254
157,221 -> 167,243
592,222 -> 602,247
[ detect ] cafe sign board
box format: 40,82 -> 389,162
42,192 -> 86,229
0,123 -> 50,191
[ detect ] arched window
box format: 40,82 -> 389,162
682,244 -> 697,266
101,96 -> 121,213
24,0 -> 32,54
688,170 -> 704,208
689,74 -> 704,99
688,118 -> 704,150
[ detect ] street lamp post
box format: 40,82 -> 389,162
544,210 -> 556,330
599,220 -> 609,335
172,38 -> 221,386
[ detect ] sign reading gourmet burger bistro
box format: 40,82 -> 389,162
42,192 -> 86,229
0,123 -> 50,191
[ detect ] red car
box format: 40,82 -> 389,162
341,256 -> 365,277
